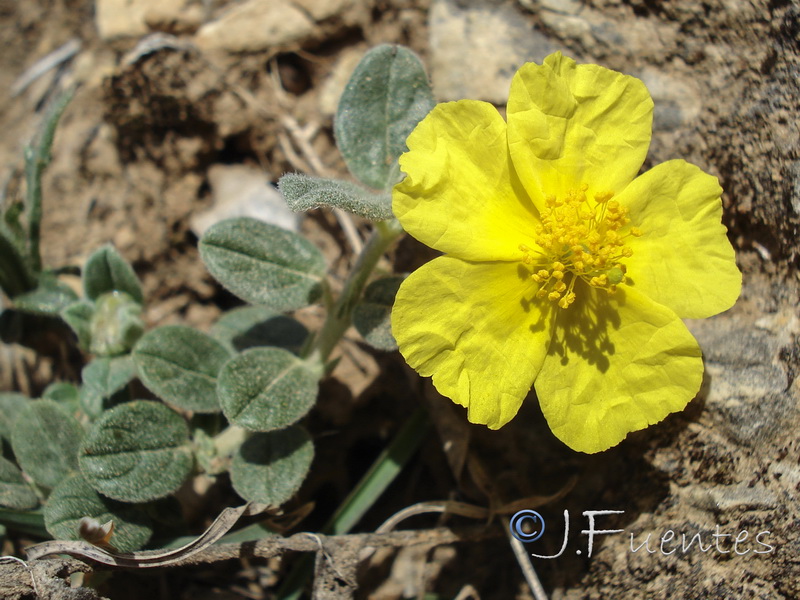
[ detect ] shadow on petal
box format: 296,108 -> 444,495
546,282 -> 626,373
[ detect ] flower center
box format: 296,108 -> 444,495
519,184 -> 642,309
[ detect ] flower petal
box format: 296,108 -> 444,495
619,160 -> 741,318
507,53 -> 653,206
535,285 -> 703,453
393,100 -> 539,261
392,256 -> 553,428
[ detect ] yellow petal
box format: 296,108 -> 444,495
392,256 -> 553,428
535,285 -> 703,453
507,52 -> 653,205
619,160 -> 741,318
393,100 -> 539,261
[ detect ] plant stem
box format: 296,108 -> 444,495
24,88 -> 73,273
304,218 -> 403,364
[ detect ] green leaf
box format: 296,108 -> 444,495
83,245 -> 143,304
0,392 -> 27,443
42,382 -> 82,417
230,426 -> 314,506
45,473 -> 152,552
334,44 -> 435,190
79,401 -> 193,503
81,356 -> 137,418
0,227 -> 36,298
61,300 -> 95,349
12,275 -> 78,315
353,276 -> 403,351
11,399 -> 84,489
133,325 -> 231,413
89,291 -> 145,357
210,305 -> 308,355
278,174 -> 393,221
199,217 -> 327,311
0,457 -> 38,510
217,348 -> 320,432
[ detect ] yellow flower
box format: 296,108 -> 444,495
391,53 -> 741,453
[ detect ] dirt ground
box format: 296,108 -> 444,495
0,0 -> 799,599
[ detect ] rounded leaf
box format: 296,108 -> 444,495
61,300 -> 95,350
45,473 -> 152,552
0,457 -> 38,510
80,356 -> 137,418
0,392 -> 27,443
199,217 -> 326,311
353,276 -> 403,351
335,45 -> 435,190
230,426 -> 314,506
210,305 -> 308,354
79,401 -> 193,503
13,276 -> 78,315
133,325 -> 231,413
83,245 -> 143,304
218,348 -> 320,432
42,382 -> 82,417
11,399 -> 84,489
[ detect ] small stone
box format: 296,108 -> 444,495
190,165 -> 299,237
194,0 -> 314,53
95,0 -> 188,40
689,483 -> 779,513
429,0 -> 561,103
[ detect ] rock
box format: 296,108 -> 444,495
428,0 -> 561,103
190,165 -> 299,237
95,0 -> 190,40
638,66 -> 701,131
195,0 -> 314,53
194,0 -> 359,53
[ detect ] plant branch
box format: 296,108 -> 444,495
305,218 -> 403,364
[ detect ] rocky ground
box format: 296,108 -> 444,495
0,0 -> 798,598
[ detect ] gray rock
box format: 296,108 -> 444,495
429,0 -> 562,103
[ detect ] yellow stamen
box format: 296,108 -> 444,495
524,185 -> 639,308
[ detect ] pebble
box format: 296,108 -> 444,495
190,165 -> 299,237
428,0 -> 561,103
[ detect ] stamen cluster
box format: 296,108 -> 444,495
520,185 -> 642,309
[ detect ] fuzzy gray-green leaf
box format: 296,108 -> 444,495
81,356 -> 137,418
79,401 -> 192,503
230,426 -> 314,506
133,325 -> 231,413
334,44 -> 434,190
61,300 -> 94,349
45,473 -> 152,552
353,276 -> 403,351
12,275 -> 78,315
42,382 -> 82,417
199,217 -> 326,311
0,457 -> 38,510
0,227 -> 36,298
0,392 -> 27,443
218,347 -> 319,432
210,305 -> 308,354
278,173 -> 393,221
11,399 -> 84,489
83,245 -> 143,304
